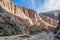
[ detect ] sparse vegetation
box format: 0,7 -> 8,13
0,6 -> 3,13
4,26 -> 18,36
0,14 -> 20,36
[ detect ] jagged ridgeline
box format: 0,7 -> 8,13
0,6 -> 20,36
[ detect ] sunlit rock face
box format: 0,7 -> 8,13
0,0 -> 58,28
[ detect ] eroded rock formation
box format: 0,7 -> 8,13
0,0 -> 59,36
0,0 -> 58,27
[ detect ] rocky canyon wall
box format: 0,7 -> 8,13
0,0 -> 58,27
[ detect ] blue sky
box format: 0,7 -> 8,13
10,0 -> 60,12
10,0 -> 44,12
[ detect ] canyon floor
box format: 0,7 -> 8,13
0,32 -> 58,40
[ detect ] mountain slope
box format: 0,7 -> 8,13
0,0 -> 58,27
40,10 -> 60,20
0,6 -> 20,36
0,0 -> 59,36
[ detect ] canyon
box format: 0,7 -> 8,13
0,0 -> 60,40
0,0 -> 59,36
0,0 -> 58,27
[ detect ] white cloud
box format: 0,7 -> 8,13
31,0 -> 35,7
36,0 -> 60,13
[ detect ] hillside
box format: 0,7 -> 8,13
0,0 -> 59,36
41,10 -> 60,20
0,6 -> 20,36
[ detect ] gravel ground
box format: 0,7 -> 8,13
0,32 -> 57,40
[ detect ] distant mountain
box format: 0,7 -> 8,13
40,10 -> 60,20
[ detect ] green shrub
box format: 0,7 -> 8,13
4,25 -> 18,36
0,6 -> 3,13
4,26 -> 13,36
0,18 -> 5,24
